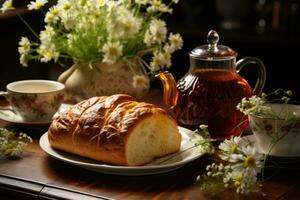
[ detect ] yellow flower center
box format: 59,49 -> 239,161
108,47 -> 118,56
124,22 -> 132,32
51,9 -> 59,15
23,43 -> 30,50
234,180 -> 241,187
230,144 -> 238,153
46,51 -> 55,58
63,4 -> 71,10
153,1 -> 161,7
135,77 -> 147,85
244,155 -> 256,167
6,1 -> 13,9
234,175 -> 243,187
47,15 -> 54,21
155,32 -> 162,40
154,58 -> 162,65
171,38 -> 178,45
94,13 -> 100,18
35,2 -> 44,8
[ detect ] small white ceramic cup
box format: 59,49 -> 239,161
249,104 -> 300,157
0,80 -> 65,122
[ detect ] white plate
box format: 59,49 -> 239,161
0,103 -> 71,125
39,127 -> 204,175
242,135 -> 300,158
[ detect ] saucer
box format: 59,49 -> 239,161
0,103 -> 72,126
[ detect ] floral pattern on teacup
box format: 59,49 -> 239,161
249,114 -> 300,156
9,92 -> 64,120
250,117 -> 297,137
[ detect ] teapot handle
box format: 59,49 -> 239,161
236,57 -> 266,95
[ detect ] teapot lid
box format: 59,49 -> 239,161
189,30 -> 237,60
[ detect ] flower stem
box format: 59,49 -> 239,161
17,14 -> 39,39
232,118 -> 248,133
261,137 -> 278,181
123,57 -> 136,75
156,145 -> 196,165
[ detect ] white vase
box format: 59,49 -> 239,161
58,57 -> 150,102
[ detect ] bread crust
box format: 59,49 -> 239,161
48,94 -> 180,166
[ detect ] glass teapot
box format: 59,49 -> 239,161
157,30 -> 266,139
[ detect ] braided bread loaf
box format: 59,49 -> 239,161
48,94 -> 181,166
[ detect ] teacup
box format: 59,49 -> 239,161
0,80 -> 65,122
249,103 -> 300,157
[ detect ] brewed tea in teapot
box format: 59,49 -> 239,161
157,30 -> 266,139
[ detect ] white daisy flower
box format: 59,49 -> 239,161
0,0 -> 15,13
237,95 -> 271,115
150,50 -> 164,71
231,145 -> 263,175
18,37 -> 31,55
102,41 -> 123,64
224,170 -> 257,194
56,0 -> 77,30
121,14 -> 142,38
132,75 -> 149,89
38,44 -> 59,63
45,6 -> 60,24
219,136 -> 243,162
169,33 -> 183,52
27,0 -> 48,10
161,51 -> 171,68
39,25 -> 55,43
149,19 -> 167,44
108,7 -> 142,39
147,0 -> 172,13
57,0 -> 71,11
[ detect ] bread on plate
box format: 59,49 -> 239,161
48,94 -> 181,166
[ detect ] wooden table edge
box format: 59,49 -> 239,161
0,174 -> 110,200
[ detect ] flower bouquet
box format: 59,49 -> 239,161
0,128 -> 32,158
191,125 -> 263,194
1,0 -> 183,101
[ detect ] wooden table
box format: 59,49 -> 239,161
1,90 -> 300,200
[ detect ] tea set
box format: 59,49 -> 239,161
1,30 -> 299,157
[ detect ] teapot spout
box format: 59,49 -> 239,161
155,71 -> 179,109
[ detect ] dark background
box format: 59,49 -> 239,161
0,0 -> 299,99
